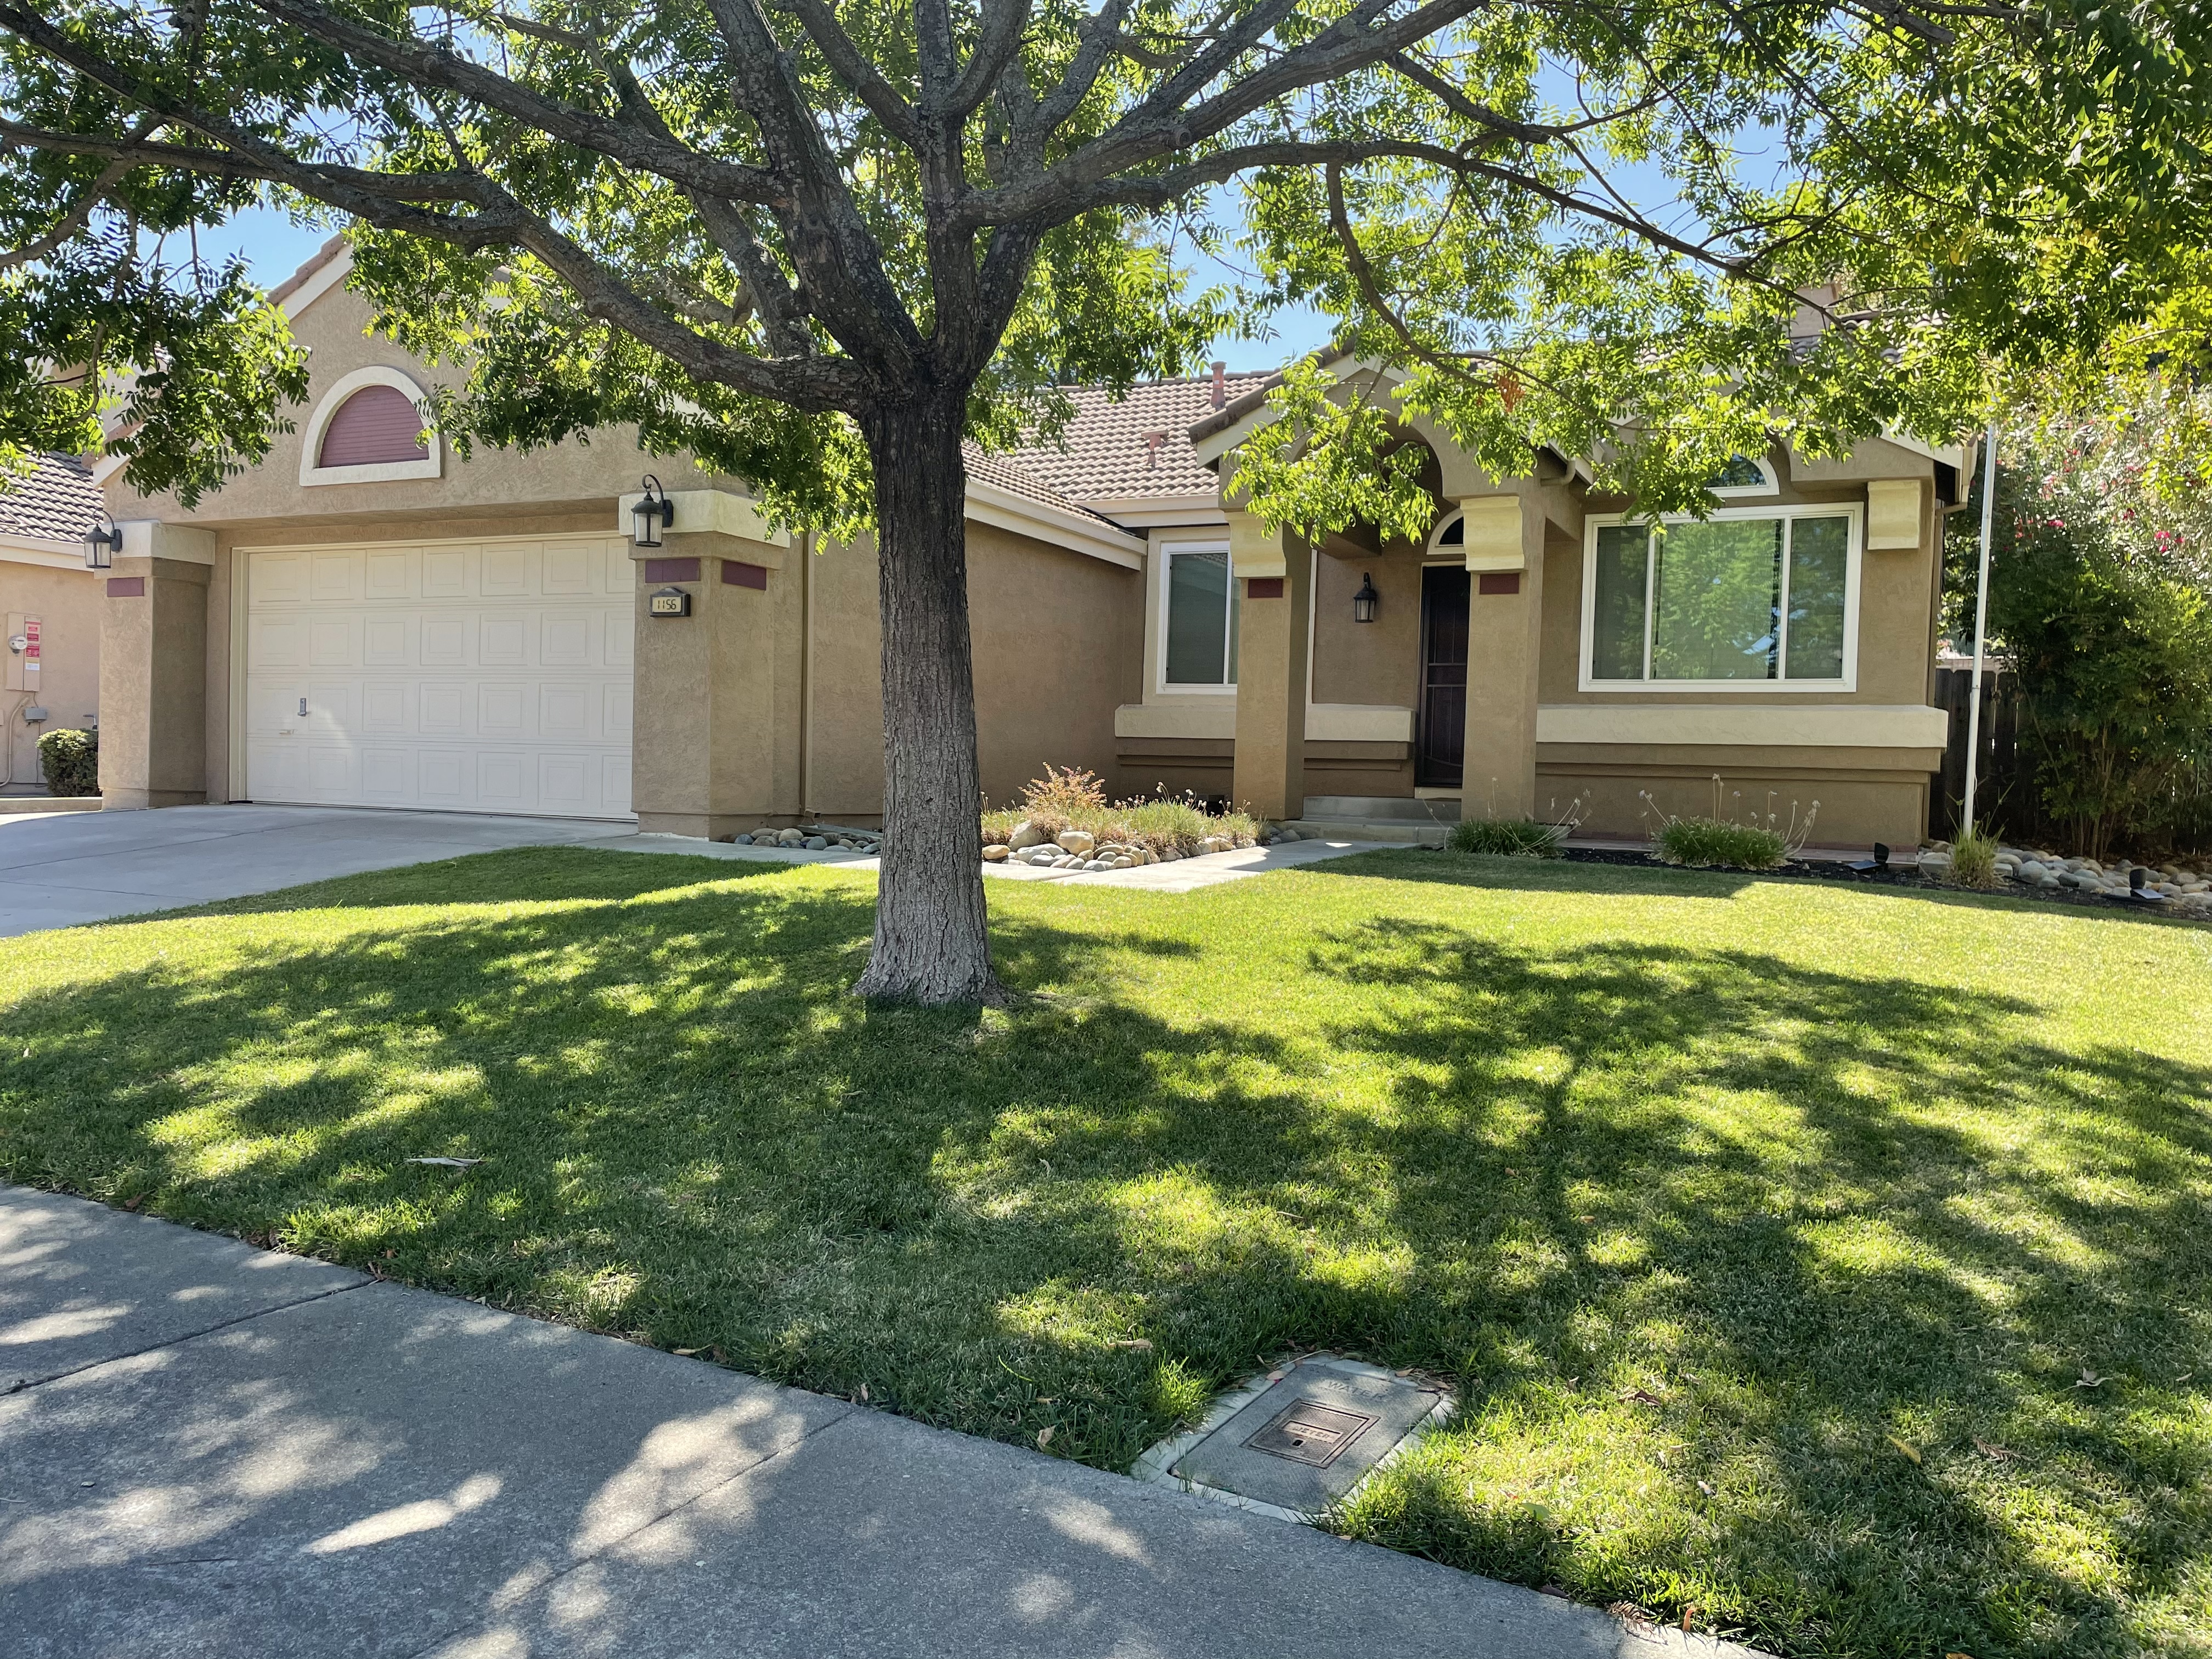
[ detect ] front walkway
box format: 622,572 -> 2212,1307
0,1185 -> 1747,1658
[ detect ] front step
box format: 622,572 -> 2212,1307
1299,794 -> 1462,825
1283,819 -> 1448,847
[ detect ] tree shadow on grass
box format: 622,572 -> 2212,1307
2,850 -> 2207,1656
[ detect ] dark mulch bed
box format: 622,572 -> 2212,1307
1546,845 -> 2192,917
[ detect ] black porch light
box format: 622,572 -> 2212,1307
631,475 -> 675,548
82,514 -> 121,569
1352,571 -> 1380,623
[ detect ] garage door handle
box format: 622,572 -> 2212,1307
298,697 -> 309,716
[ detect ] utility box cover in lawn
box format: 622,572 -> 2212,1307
1155,1357 -> 1452,1518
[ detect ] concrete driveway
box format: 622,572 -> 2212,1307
0,805 -> 630,938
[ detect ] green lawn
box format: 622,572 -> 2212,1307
4,849 -> 2209,1658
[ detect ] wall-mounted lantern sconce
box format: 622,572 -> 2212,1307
1352,572 -> 1380,624
83,515 -> 121,569
631,475 -> 675,548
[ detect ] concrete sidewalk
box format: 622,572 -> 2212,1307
1,1184 -> 1753,1658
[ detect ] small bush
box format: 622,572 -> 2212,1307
1448,817 -> 1564,857
1949,828 -> 2000,888
37,727 -> 98,797
1652,816 -> 1787,870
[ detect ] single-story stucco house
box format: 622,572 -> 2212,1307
76,237 -> 1963,848
0,454 -> 101,791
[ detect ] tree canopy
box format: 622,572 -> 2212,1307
3,0 -> 2204,514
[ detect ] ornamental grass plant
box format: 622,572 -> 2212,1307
1448,817 -> 1567,857
1949,828 -> 2001,888
982,766 -> 1257,857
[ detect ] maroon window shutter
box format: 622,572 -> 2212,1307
318,386 -> 430,467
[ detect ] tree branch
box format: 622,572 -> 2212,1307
235,0 -> 790,206
764,0 -> 927,145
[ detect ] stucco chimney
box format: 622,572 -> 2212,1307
1210,361 -> 1227,409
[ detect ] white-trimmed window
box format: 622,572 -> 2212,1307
1581,505 -> 1860,690
1706,454 -> 1779,498
1159,541 -> 1238,690
298,366 -> 443,486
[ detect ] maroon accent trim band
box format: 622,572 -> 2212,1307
721,561 -> 768,590
1245,577 -> 1285,599
106,577 -> 146,598
1477,572 -> 1522,596
642,557 -> 701,583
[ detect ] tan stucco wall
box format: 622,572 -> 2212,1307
1310,544 -> 1419,710
628,539 -> 804,838
107,282 -> 728,533
1538,745 -> 1935,849
806,521 -> 1142,821
0,558 -> 101,788
99,556 -> 209,808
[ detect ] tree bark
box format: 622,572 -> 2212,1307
852,388 -> 1003,1005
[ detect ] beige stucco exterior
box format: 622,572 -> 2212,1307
81,256 -> 1957,851
0,555 -> 101,789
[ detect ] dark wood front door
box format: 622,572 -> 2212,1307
1418,565 -> 1470,788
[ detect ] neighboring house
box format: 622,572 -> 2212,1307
89,237 -> 1960,846
0,454 -> 101,791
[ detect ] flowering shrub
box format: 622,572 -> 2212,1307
1948,402 -> 2212,858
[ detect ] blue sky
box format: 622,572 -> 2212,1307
201,199 -> 1335,373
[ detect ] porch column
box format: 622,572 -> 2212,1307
1458,492 -> 1545,820
624,490 -> 802,838
98,521 -> 215,809
1228,511 -> 1311,821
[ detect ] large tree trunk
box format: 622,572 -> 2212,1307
852,390 -> 1002,1005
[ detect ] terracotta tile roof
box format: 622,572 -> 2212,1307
1004,373 -> 1276,503
962,443 -> 1119,525
0,454 -> 99,545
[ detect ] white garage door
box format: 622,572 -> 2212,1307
245,535 -> 634,819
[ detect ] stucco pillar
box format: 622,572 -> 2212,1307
1458,491 -> 1545,820
98,522 -> 216,809
1228,513 -> 1310,821
627,539 -> 799,838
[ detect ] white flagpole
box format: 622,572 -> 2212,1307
1961,419 -> 1999,842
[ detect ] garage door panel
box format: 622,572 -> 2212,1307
542,614 -> 591,667
363,617 -> 412,665
482,546 -> 533,596
308,618 -> 357,667
422,549 -> 469,597
479,615 -> 529,665
362,682 -> 410,733
479,683 -> 527,738
364,549 -> 413,599
360,748 -> 415,800
311,552 -> 357,601
246,537 -> 632,821
251,617 -> 305,670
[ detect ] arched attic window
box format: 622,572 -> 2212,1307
318,386 -> 428,467
1706,454 -> 1779,496
298,367 -> 443,486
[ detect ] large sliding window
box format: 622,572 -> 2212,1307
1582,506 -> 1858,689
1160,544 -> 1239,688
